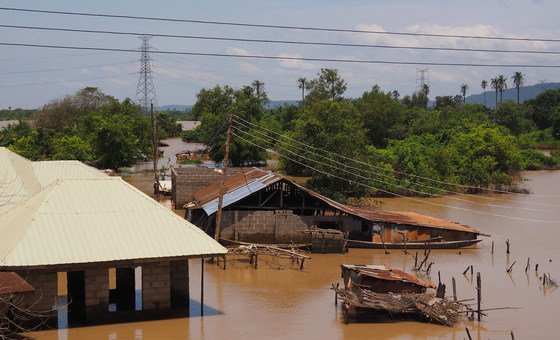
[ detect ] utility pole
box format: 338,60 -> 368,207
151,102 -> 160,201
214,113 -> 234,241
135,36 -> 157,114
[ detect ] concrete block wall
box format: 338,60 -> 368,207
142,261 -> 171,310
171,166 -> 245,208
84,268 -> 109,315
221,210 -> 311,243
16,270 -> 58,312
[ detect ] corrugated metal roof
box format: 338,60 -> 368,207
342,264 -> 435,289
0,177 -> 227,269
0,147 -> 43,215
0,272 -> 34,295
32,160 -> 107,187
194,168 -> 282,215
191,168 -> 479,235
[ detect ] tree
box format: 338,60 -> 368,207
355,85 -> 407,147
281,99 -> 368,199
392,90 -> 400,100
460,83 -> 469,104
251,80 -> 265,96
481,80 -> 488,107
497,75 -> 508,103
421,84 -> 430,97
195,84 -> 268,166
491,78 -> 499,107
494,101 -> 533,135
297,77 -> 307,101
512,72 -> 525,105
306,68 -> 347,101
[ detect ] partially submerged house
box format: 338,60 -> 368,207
181,168 -> 482,247
0,148 -> 227,326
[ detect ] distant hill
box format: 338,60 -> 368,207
465,82 -> 560,108
265,100 -> 299,109
158,104 -> 191,111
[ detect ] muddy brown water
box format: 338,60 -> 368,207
24,166 -> 560,339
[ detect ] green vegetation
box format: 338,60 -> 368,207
0,108 -> 37,120
0,87 -> 180,170
192,68 -> 560,198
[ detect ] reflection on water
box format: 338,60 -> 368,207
25,171 -> 560,340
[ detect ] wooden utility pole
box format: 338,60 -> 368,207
214,112 -> 234,241
151,102 -> 160,201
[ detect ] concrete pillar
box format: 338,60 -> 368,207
142,261 -> 171,310
84,268 -> 109,317
170,260 -> 189,309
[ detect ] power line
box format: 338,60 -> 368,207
232,130 -> 560,224
3,24 -> 560,55
0,74 -> 133,87
2,42 -> 560,68
232,122 -> 557,212
2,7 -> 559,43
0,60 -> 135,75
233,115 -> 560,201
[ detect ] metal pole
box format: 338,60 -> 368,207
151,102 -> 160,200
200,258 -> 204,317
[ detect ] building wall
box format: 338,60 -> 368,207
84,268 -> 109,316
219,210 -> 363,243
15,270 -> 57,312
170,260 -> 189,308
171,166 -> 245,208
142,261 -> 171,310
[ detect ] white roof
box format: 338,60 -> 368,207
32,160 -> 107,187
0,177 -> 227,269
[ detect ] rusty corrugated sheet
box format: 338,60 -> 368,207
191,168 -> 479,235
342,264 -> 435,289
0,272 -> 34,295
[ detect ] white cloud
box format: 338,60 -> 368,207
277,53 -> 316,71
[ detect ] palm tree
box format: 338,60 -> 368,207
481,80 -> 488,107
460,83 -> 469,104
392,90 -> 400,100
251,80 -> 264,96
490,77 -> 498,107
297,77 -> 307,101
422,83 -> 430,96
512,72 -> 525,105
497,75 -> 508,103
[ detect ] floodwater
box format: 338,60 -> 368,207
25,165 -> 560,339
130,137 -> 205,173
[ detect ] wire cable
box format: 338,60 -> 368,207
232,122 -> 557,212
2,42 -> 560,68
2,24 -> 560,56
2,7 -> 559,43
0,60 -> 135,75
232,130 -> 560,224
233,114 -> 560,200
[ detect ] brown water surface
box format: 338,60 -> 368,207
25,171 -> 560,339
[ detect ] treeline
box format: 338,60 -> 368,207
0,108 -> 36,120
188,69 -> 560,199
0,87 -> 181,169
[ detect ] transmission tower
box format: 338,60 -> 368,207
416,68 -> 429,91
135,36 -> 157,114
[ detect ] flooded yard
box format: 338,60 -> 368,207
25,165 -> 560,339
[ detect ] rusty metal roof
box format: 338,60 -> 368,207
191,168 -> 480,235
342,264 -> 435,289
193,168 -> 282,215
0,272 -> 34,295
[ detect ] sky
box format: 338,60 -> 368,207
1,0 -> 560,109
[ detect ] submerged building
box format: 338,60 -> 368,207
174,167 -> 482,248
0,148 -> 227,326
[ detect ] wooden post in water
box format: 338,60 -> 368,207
465,327 -> 473,340
414,251 -> 418,269
476,272 -> 482,321
254,253 -> 258,269
525,257 -> 530,272
223,255 -> 227,270
491,241 -> 494,254
510,330 -> 515,340
335,283 -> 339,306
214,112 -> 234,241
470,265 -> 474,275
201,258 -> 204,317
452,277 -> 457,302
506,239 -> 510,254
